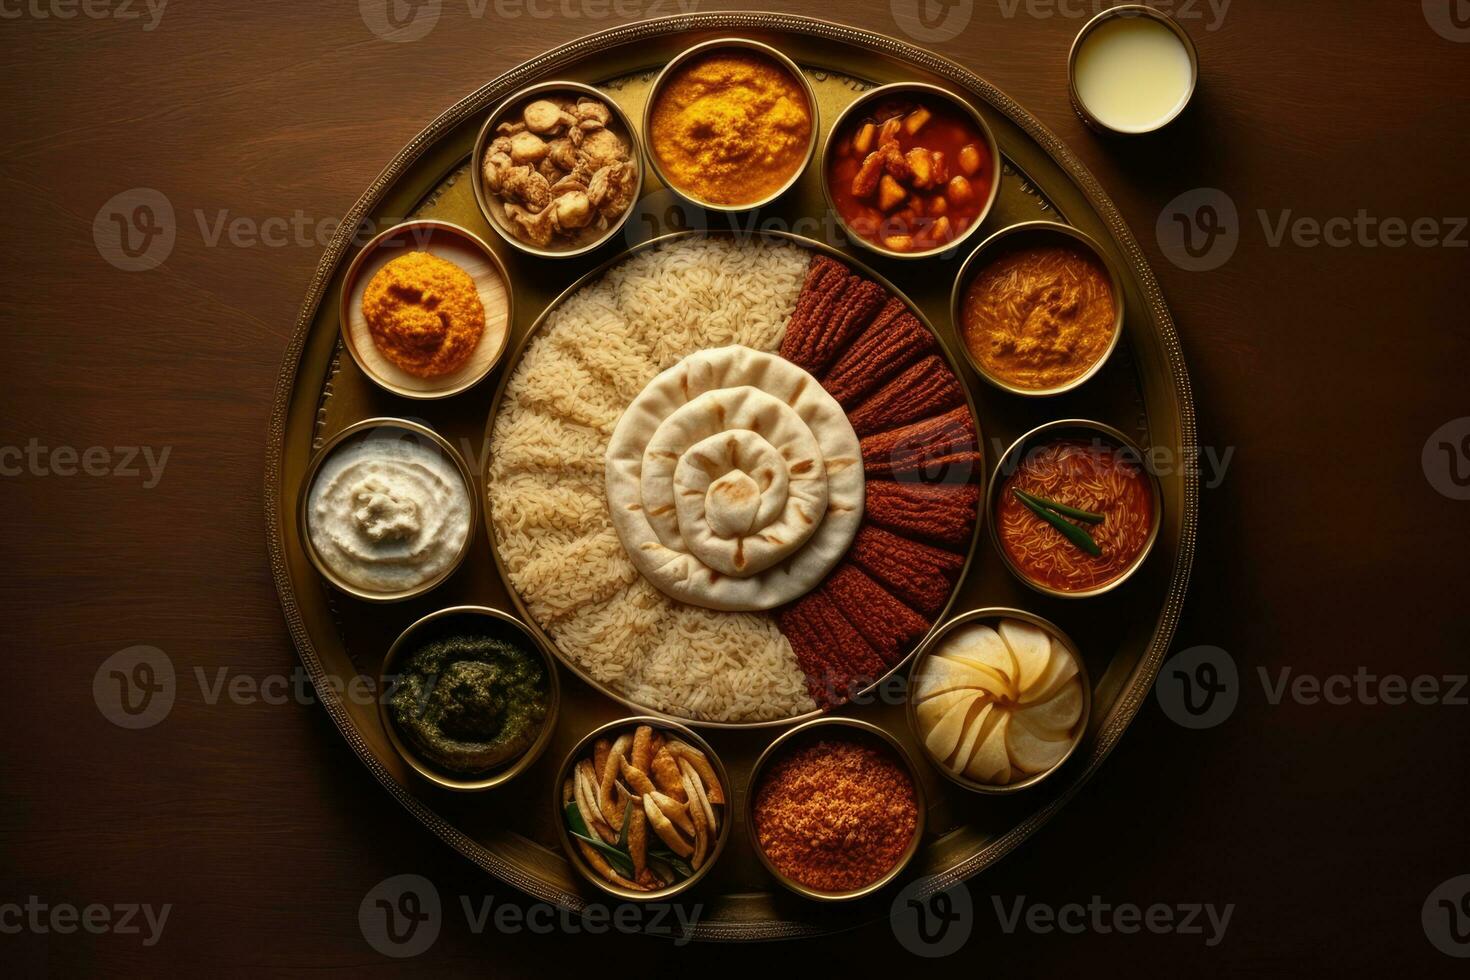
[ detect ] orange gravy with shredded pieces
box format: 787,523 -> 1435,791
961,243 -> 1115,391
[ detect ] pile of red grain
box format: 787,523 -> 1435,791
752,738 -> 919,893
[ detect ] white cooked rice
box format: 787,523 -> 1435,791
487,237 -> 816,722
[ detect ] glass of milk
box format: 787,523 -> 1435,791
1068,5 -> 1199,135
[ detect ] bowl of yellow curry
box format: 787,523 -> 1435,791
643,38 -> 818,213
338,220 -> 513,399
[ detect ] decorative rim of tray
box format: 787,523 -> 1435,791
482,227 -> 986,730
265,12 -> 1199,940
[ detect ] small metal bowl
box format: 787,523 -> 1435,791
339,220 -> 513,399
472,80 -> 644,259
377,605 -> 560,792
297,418 -> 478,603
1068,4 -> 1199,136
906,607 -> 1092,795
951,220 -> 1125,397
987,419 -> 1163,599
553,716 -> 732,902
821,81 -> 1001,262
642,37 -> 819,213
745,717 -> 925,902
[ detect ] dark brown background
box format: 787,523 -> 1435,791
2,0 -> 1467,975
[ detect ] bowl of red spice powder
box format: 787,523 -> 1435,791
747,718 -> 925,901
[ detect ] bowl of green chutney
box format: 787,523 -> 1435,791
378,605 -> 560,791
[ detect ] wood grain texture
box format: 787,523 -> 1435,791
2,0 -> 1468,973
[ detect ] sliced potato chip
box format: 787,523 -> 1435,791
941,624 -> 1017,693
1006,710 -> 1074,774
923,692 -> 978,763
1022,640 -> 1080,705
948,701 -> 994,770
916,688 -> 981,732
962,709 -> 1011,784
1000,619 -> 1052,697
1017,676 -> 1084,736
914,657 -> 1002,702
934,655 -> 1012,699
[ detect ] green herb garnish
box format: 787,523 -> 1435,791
1013,489 -> 1103,556
648,849 -> 694,879
1012,488 -> 1104,524
563,800 -> 693,886
564,802 -> 638,877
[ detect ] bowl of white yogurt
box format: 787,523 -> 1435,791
1068,5 -> 1199,136
298,418 -> 477,602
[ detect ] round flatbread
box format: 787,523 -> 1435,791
606,346 -> 863,611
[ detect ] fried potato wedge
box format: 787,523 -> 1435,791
666,741 -> 724,804
574,761 -> 615,843
642,793 -> 693,858
631,725 -> 654,772
650,746 -> 688,803
677,757 -> 717,839
592,737 -> 611,782
598,734 -> 631,814
628,803 -> 648,878
682,768 -> 708,870
648,790 -> 693,836
619,759 -> 657,798
575,839 -> 646,891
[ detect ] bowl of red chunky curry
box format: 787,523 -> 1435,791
822,81 -> 1001,259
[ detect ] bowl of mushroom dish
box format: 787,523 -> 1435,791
472,80 -> 643,258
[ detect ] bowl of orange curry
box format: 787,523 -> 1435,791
822,82 -> 1001,259
643,38 -> 818,212
951,220 -> 1125,397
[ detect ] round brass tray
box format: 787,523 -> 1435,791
266,12 -> 1197,939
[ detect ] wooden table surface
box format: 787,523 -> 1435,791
3,1 -> 1467,974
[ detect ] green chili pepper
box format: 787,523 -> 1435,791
1013,490 -> 1102,556
1012,488 -> 1105,524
